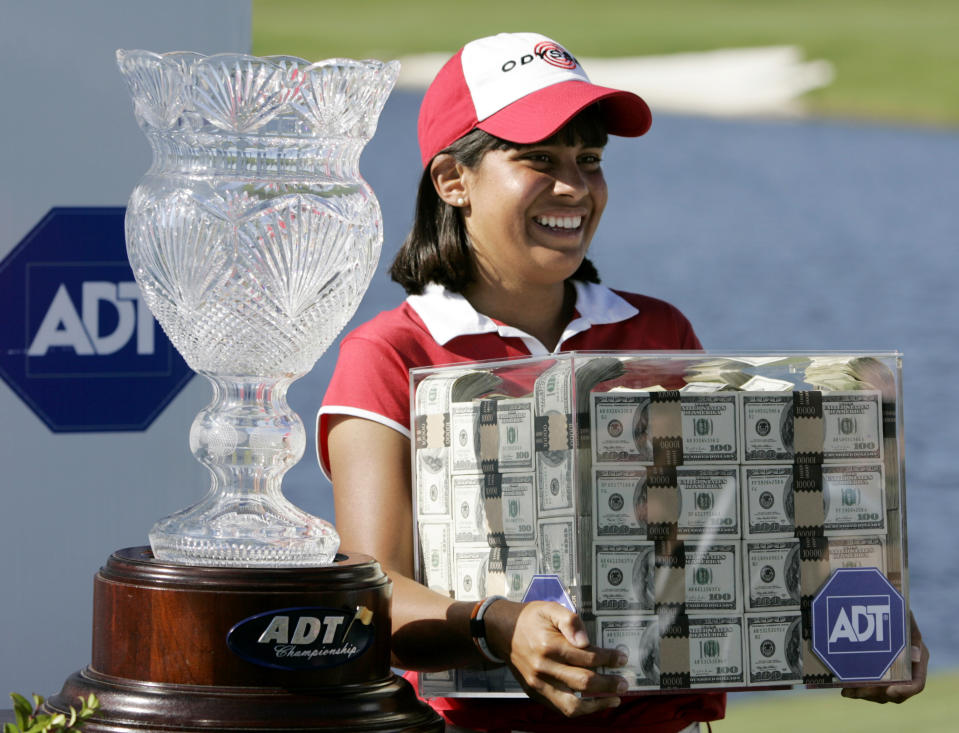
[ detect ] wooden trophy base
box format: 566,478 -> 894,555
45,547 -> 442,732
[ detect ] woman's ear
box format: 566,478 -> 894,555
430,153 -> 469,208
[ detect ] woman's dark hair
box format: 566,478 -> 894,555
389,106 -> 608,295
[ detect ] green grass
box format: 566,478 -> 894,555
252,0 -> 959,127
714,669 -> 958,732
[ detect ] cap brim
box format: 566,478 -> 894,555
476,79 -> 652,144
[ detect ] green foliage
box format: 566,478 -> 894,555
4,693 -> 99,733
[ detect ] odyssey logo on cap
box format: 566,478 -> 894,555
533,41 -> 578,70
416,31 -> 652,167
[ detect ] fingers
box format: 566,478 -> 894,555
506,601 -> 631,716
840,614 -> 930,704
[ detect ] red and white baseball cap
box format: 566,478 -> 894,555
417,32 -> 652,167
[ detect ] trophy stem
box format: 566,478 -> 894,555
148,373 -> 340,566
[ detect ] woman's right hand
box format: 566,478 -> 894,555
484,598 -> 630,717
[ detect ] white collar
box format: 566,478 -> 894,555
406,281 -> 639,356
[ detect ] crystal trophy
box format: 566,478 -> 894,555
116,50 -> 399,566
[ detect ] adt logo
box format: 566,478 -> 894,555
0,208 -> 192,432
812,567 -> 905,681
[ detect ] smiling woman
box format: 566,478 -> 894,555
316,32 -> 724,733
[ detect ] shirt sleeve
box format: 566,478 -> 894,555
316,332 -> 413,477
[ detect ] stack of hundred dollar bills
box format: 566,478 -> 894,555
412,353 -> 908,696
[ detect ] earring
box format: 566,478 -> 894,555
456,197 -> 465,206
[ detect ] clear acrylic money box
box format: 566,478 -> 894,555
409,352 -> 911,697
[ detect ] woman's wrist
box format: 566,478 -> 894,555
474,596 -> 519,665
469,595 -> 508,663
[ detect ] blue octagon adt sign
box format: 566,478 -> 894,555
0,208 -> 192,432
812,567 -> 906,681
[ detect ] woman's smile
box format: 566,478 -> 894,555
461,141 -> 608,286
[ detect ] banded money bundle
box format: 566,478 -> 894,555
743,463 -> 886,537
592,390 -> 739,465
741,391 -> 883,463
745,612 -> 803,685
450,398 -> 535,475
593,466 -> 740,540
599,613 -> 747,690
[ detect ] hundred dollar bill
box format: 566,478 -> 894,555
594,468 -> 649,538
534,361 -> 575,515
676,467 -> 740,538
821,391 -> 883,460
598,616 -> 661,689
744,464 -> 886,535
746,613 -> 803,685
417,521 -> 453,597
683,542 -> 742,613
452,473 -> 536,545
593,542 -> 656,613
450,398 -> 534,474
487,546 -> 539,601
679,393 -> 739,462
688,614 -> 746,687
744,540 -> 801,611
592,391 -> 654,464
453,546 -> 489,601
538,517 -> 577,589
822,463 -> 885,534
743,465 -> 795,537
741,393 -> 795,462
414,370 -> 502,517
742,391 -> 884,462
592,391 -> 738,464
414,378 -> 452,518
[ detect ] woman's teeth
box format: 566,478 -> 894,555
535,215 -> 582,229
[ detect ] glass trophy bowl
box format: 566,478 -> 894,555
116,50 -> 399,566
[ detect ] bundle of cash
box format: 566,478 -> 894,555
451,472 -> 536,546
743,466 -> 796,537
450,397 -> 534,474
687,615 -> 747,687
804,356 -> 896,395
414,370 -> 502,518
593,468 -> 650,539
741,391 -> 883,462
682,542 -> 742,613
538,516 -> 577,590
675,467 -> 740,538
487,546 -> 539,601
574,356 -> 627,506
598,615 -> 661,689
819,463 -> 886,534
683,356 -> 807,392
533,361 -> 576,515
593,542 -> 656,612
591,390 -> 738,465
453,546 -> 490,601
746,612 -> 803,685
744,463 -> 886,536
593,466 -> 740,539
418,521 -> 453,597
744,540 -> 801,611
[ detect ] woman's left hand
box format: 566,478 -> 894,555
840,612 -> 928,703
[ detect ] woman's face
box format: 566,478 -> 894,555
460,139 -> 608,289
